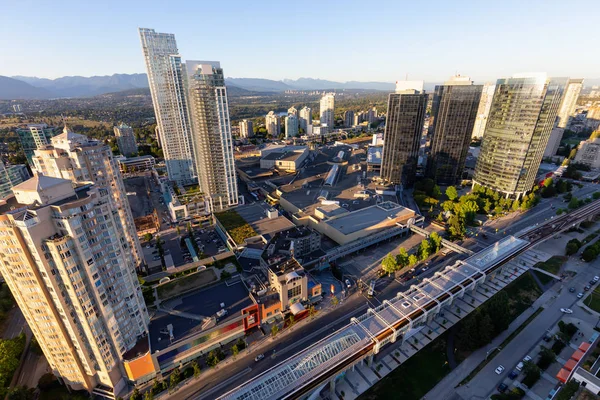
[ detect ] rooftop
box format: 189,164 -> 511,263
367,146 -> 382,165
235,203 -> 295,237
12,174 -> 70,192
262,151 -> 304,162
323,201 -> 414,236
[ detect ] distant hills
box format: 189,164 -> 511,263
2,73 -> 599,100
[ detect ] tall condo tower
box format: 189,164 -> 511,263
319,93 -> 335,133
556,78 -> 583,128
139,28 -> 195,184
0,174 -> 149,396
474,74 -> 566,198
380,81 -> 428,188
186,61 -> 239,212
427,75 -> 482,185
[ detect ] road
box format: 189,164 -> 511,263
174,184 -> 600,399
458,261 -> 600,399
2,308 -> 25,339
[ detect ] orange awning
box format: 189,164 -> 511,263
564,359 -> 577,371
556,368 -> 570,383
579,342 -> 591,352
571,350 -> 585,361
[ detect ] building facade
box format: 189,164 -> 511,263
239,119 -> 254,139
285,114 -> 299,138
426,76 -> 482,185
320,93 -> 335,132
573,132 -> 600,169
186,61 -> 238,212
344,111 -> 354,128
299,106 -> 312,134
113,124 -> 138,157
544,127 -> 565,158
471,83 -> 496,139
0,161 -> 30,200
0,176 -> 149,396
16,124 -> 57,165
556,78 -> 584,128
473,75 -> 566,198
31,127 -> 144,269
380,82 -> 428,188
265,111 -> 280,137
139,28 -> 196,184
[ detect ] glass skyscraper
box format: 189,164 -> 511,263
427,76 -> 482,185
473,74 -> 566,198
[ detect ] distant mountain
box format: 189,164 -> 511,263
283,78 -> 395,91
0,76 -> 54,100
225,78 -> 292,92
11,73 -> 149,98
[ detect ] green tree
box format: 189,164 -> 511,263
169,367 -> 181,389
432,185 -> 442,200
191,360 -> 201,378
396,247 -> 409,268
382,253 -> 398,275
568,197 -> 580,210
477,313 -> 494,348
447,215 -> 465,239
418,239 -> 432,261
232,344 -> 239,357
130,388 -> 141,400
537,346 -> 556,370
271,324 -> 279,337
331,295 -> 339,306
429,232 -> 442,252
143,232 -> 153,242
445,186 -> 458,201
408,254 -> 419,266
7,387 -> 35,400
144,391 -> 154,400
288,314 -> 295,326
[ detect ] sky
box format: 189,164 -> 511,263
1,0 -> 599,83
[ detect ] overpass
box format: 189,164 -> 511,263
218,199 -> 600,400
410,224 -> 474,255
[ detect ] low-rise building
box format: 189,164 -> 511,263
116,155 -> 156,173
367,146 -> 382,173
573,131 -> 600,169
260,148 -> 309,172
265,258 -> 309,311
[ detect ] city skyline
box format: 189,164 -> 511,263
1,0 -> 599,82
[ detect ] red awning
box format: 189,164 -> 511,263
571,350 -> 585,361
556,368 -> 570,383
579,342 -> 591,352
564,359 -> 577,371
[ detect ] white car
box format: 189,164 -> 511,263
495,365 -> 505,375
523,355 -> 532,363
254,354 -> 264,362
594,276 -> 599,282
561,308 -> 573,314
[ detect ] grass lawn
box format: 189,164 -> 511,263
215,210 -> 257,245
503,271 -> 543,317
358,335 -> 450,400
584,287 -> 600,312
532,256 -> 566,285
156,269 -> 217,301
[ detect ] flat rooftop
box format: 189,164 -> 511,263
149,281 -> 252,352
262,151 -> 304,162
236,203 -> 295,237
367,146 -> 382,165
323,201 -> 414,235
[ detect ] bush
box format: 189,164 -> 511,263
565,239 -> 582,255
37,373 -> 56,390
552,340 -> 566,355
555,380 -> 580,400
537,346 -> 556,370
522,362 -> 541,388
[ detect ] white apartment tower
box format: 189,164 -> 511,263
239,119 -> 254,138
0,176 -> 149,396
31,127 -> 144,269
265,111 -> 281,137
471,83 -> 496,139
299,106 -> 312,134
320,93 -> 335,132
186,61 -> 239,212
139,28 -> 196,184
113,124 -> 138,157
285,114 -> 299,138
556,78 -> 583,128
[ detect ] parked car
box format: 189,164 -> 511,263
523,355 -> 532,363
561,308 -> 573,314
508,370 -> 519,379
345,279 -> 351,288
578,292 -> 584,299
594,276 -> 599,282
495,365 -> 505,375
590,280 -> 596,286
152,256 -> 161,261
585,285 -> 591,291
254,354 -> 264,362
516,362 -> 524,371
569,287 -> 576,293
497,383 -> 508,393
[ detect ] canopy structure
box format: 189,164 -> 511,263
290,302 -> 306,316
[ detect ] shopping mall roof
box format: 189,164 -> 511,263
323,201 -> 414,236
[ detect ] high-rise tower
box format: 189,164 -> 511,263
186,61 -> 238,212
139,28 -> 195,184
299,106 -> 312,134
319,93 -> 335,132
380,81 -> 428,188
474,74 -> 566,198
556,78 -> 583,128
427,75 -> 482,185
0,175 -> 149,395
265,111 -> 281,137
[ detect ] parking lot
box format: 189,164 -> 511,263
158,225 -> 227,268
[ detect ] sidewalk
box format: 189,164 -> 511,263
424,288 -> 557,400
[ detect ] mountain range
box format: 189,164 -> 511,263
2,74 -> 599,100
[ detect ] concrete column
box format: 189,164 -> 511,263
329,377 -> 335,393
366,354 -> 374,367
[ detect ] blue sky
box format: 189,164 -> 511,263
2,0 -> 598,82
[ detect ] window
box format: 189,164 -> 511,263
287,285 -> 301,299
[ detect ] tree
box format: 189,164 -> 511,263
432,185 -> 442,200
308,305 -> 316,319
408,254 -> 419,266
143,233 -> 153,242
442,200 -> 455,212
169,367 -> 181,389
191,360 -> 201,378
447,215 -> 465,239
130,388 -> 141,400
7,387 -> 35,400
144,391 -> 154,400
429,232 -> 442,252
568,197 -> 580,210
271,324 -> 279,337
446,186 -> 458,201
288,314 -> 295,326
418,239 -> 432,261
381,253 -> 398,275
232,344 -> 239,357
396,247 -> 409,268
477,313 -> 494,348
331,295 -> 339,306
537,346 -> 556,370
